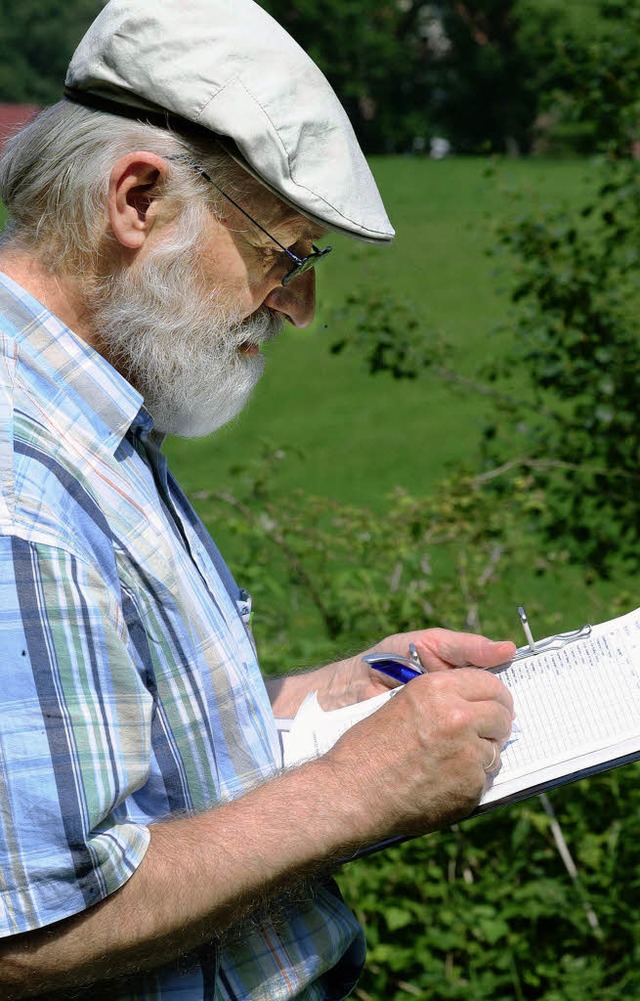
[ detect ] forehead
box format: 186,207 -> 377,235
242,173 -> 328,241
277,211 -> 327,243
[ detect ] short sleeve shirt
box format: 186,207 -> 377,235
0,273 -> 365,1000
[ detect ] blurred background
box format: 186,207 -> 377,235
3,2 -> 640,998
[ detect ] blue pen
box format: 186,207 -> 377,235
363,643 -> 425,684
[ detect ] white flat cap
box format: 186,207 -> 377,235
65,0 -> 394,243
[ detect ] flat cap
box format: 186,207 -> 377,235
65,0 -> 394,243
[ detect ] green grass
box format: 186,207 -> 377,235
163,155 -> 638,642
3,156 -> 627,634
165,156 -> 597,504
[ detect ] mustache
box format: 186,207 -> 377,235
231,306 -> 285,349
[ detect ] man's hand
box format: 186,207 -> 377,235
322,664 -> 514,839
268,627 -> 516,836
1,631 -> 515,998
315,628 -> 516,711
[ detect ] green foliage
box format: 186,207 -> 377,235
192,440 -> 563,670
0,1 -> 101,104
341,768 -> 640,1000
541,0 -> 640,157
329,290 -> 449,380
466,5 -> 640,572
435,0 -> 640,156
185,434 -> 640,999
436,0 -> 568,154
192,441 -> 640,998
0,0 -> 621,155
487,157 -> 640,574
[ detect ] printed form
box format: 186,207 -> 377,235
481,605 -> 640,808
276,606 -> 640,812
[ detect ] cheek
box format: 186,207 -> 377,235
244,264 -> 286,312
201,250 -> 257,313
200,229 -> 283,314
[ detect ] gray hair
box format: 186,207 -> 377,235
0,100 -> 245,272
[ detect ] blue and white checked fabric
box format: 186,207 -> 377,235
0,272 -> 365,1000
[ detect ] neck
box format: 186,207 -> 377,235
0,246 -> 98,350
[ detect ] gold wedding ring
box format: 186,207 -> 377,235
484,742 -> 499,773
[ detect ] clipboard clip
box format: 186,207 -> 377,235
513,605 -> 592,661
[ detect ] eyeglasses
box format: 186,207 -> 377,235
169,154 -> 333,286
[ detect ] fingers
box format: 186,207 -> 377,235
482,739 -> 500,774
409,629 -> 516,672
393,670 -> 514,761
425,665 -> 515,719
361,628 -> 516,680
326,666 -> 513,838
403,670 -> 513,775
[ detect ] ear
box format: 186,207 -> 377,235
107,152 -> 170,251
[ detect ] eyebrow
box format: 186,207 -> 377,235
274,211 -> 328,243
306,225 -> 330,241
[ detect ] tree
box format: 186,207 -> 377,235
538,0 -> 640,157
482,2 -> 640,574
433,0 -> 569,154
0,0 -> 102,105
0,0 -> 620,156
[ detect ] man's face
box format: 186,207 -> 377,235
93,186 -> 322,438
199,185 -> 325,330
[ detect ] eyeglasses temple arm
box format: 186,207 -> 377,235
182,159 -> 304,264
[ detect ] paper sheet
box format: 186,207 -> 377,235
481,605 -> 640,806
275,606 -> 640,810
277,689 -> 396,768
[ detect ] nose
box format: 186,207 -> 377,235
263,269 -> 316,328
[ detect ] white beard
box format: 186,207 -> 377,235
91,218 -> 283,438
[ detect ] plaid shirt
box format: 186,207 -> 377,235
0,273 -> 365,1000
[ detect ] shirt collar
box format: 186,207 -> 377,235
0,271 -> 148,453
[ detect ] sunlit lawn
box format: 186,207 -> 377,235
163,155 -> 630,638
3,157 -> 627,635
166,156 -> 597,506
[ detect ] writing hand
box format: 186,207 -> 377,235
325,665 -> 514,838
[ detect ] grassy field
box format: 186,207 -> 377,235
1,158 -> 597,509
166,156 -> 598,504
164,156 -> 636,641
1,156 -> 631,637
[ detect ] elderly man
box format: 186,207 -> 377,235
0,1 -> 515,998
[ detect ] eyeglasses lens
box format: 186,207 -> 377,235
282,245 -> 333,286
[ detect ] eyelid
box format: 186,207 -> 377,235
264,248 -> 292,278
288,239 -> 314,257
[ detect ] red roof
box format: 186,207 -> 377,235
0,105 -> 40,148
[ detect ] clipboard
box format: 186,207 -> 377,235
509,605 -> 592,662
279,605 -> 640,862
478,604 -> 640,813
346,605 -> 640,864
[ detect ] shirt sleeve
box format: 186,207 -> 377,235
0,535 -> 152,937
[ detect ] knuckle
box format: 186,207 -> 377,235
425,670 -> 455,695
500,705 -> 514,739
446,704 -> 473,736
481,670 -> 505,698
